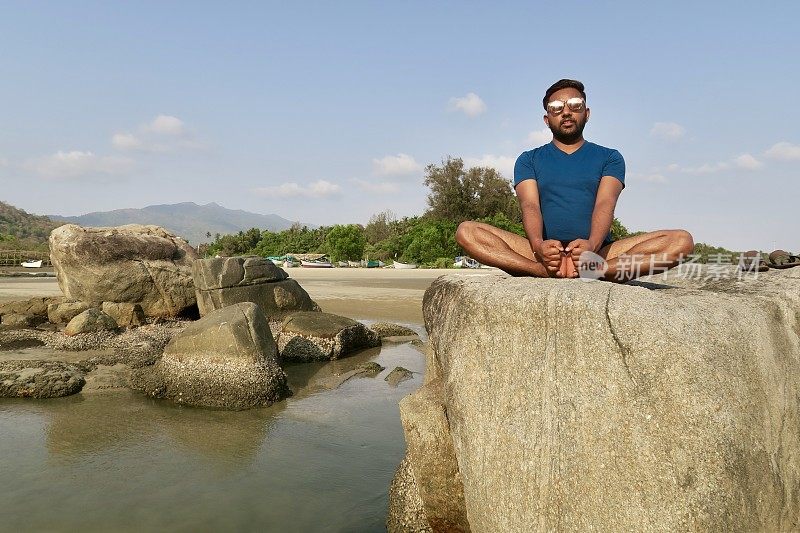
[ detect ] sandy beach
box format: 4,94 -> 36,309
0,267 -> 503,324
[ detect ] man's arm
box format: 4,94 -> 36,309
565,175 -> 624,261
515,180 -> 562,275
587,175 -> 624,251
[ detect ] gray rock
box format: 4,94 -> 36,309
387,455 -> 433,533
369,322 -> 419,339
193,257 -> 319,319
277,311 -> 381,361
130,302 -> 290,410
102,302 -> 146,327
0,360 -> 85,398
398,379 -> 469,531
385,366 -> 414,387
0,297 -> 62,318
397,268 -> 800,532
49,224 -> 198,318
47,301 -> 94,324
0,313 -> 39,329
64,309 -> 118,336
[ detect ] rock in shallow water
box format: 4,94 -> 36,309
0,360 -> 85,398
130,302 -> 290,410
277,311 -> 381,361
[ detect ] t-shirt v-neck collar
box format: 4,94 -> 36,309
550,140 -> 587,157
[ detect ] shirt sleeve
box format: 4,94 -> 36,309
513,151 -> 536,186
602,149 -> 625,187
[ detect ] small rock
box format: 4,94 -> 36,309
102,302 -> 146,327
385,366 -> 415,387
64,309 -> 118,336
48,301 -> 93,324
0,361 -> 85,398
370,322 -> 419,339
0,313 -> 39,329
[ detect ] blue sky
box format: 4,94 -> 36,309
1,1 -> 798,251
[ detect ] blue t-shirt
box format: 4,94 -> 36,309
513,141 -> 625,244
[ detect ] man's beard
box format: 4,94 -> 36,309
549,116 -> 586,144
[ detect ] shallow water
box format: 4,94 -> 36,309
0,326 -> 425,532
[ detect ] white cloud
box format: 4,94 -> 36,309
628,172 -> 668,183
526,128 -> 552,145
463,154 -> 515,179
111,132 -> 144,150
254,179 -> 341,198
146,115 -> 184,135
25,150 -> 133,179
372,153 -> 421,176
112,115 -> 203,153
733,153 -> 762,169
448,92 -> 487,117
650,122 -> 685,141
352,178 -> 400,194
764,141 -> 800,161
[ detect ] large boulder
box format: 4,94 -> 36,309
49,224 -> 198,318
391,268 -> 800,532
193,256 -> 319,319
130,302 -> 290,410
277,311 -> 381,361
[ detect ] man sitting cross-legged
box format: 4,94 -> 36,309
456,79 -> 694,282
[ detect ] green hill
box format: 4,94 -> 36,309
0,201 -> 59,251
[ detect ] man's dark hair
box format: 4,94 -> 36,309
543,79 -> 586,110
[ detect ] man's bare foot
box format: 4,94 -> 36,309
558,253 -> 577,278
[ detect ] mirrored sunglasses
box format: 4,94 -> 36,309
546,97 -> 585,115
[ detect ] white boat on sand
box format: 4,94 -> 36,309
21,260 -> 43,268
301,258 -> 333,268
393,260 -> 418,269
453,256 -> 480,269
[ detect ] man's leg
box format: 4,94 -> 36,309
455,221 -> 550,277
598,229 -> 694,282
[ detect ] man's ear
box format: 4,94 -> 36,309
543,114 -> 550,127
585,108 -> 590,122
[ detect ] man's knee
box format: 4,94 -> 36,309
455,221 -> 477,248
671,229 -> 694,257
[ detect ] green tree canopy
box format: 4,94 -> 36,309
423,157 -> 520,224
325,224 -> 366,262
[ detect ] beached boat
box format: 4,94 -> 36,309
337,261 -> 349,267
348,260 -> 361,268
393,260 -> 417,269
283,256 -> 300,268
365,260 -> 383,268
267,256 -> 285,266
21,260 -> 43,268
301,258 -> 333,268
453,256 -> 480,269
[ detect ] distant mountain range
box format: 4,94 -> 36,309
48,202 -> 312,245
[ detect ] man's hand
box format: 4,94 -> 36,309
533,239 -> 564,277
565,238 -> 598,276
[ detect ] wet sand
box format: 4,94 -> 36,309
0,267 -> 503,324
